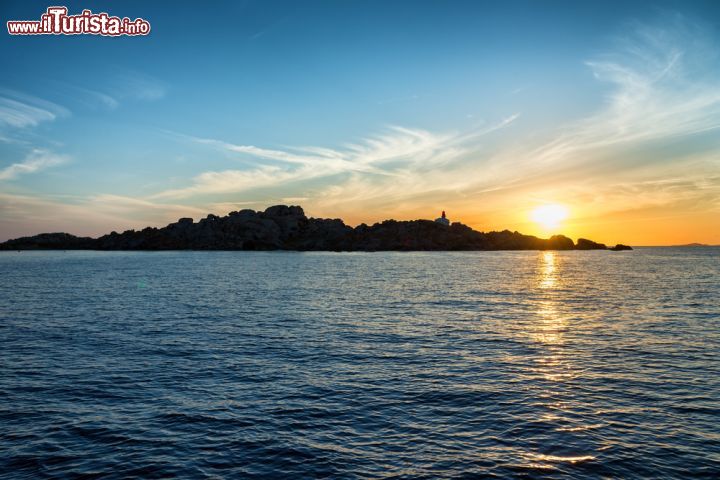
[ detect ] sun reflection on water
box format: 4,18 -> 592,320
539,251 -> 557,290
523,251 -> 597,468
531,251 -> 571,383
533,251 -> 565,346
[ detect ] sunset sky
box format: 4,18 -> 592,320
1,0 -> 719,245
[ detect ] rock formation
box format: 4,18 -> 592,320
0,205 -> 632,251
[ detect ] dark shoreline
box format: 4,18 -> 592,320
0,205 -> 632,252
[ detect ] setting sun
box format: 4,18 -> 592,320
531,204 -> 569,231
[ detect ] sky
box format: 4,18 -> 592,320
1,0 -> 719,245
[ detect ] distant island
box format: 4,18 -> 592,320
0,205 -> 632,251
670,243 -> 716,248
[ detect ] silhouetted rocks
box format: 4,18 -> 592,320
0,232 -> 94,250
609,244 -> 633,251
575,238 -> 607,250
0,205 -> 631,252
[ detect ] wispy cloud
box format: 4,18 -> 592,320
0,89 -> 69,129
0,149 -> 69,181
185,125 -> 456,173
527,14 -> 720,169
111,70 -> 167,101
153,166 -> 294,199
56,71 -> 166,111
61,85 -> 120,110
88,194 -> 207,218
154,118 -> 518,200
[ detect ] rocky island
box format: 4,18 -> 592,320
0,205 -> 632,251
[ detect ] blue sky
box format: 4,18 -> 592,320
1,0 -> 719,244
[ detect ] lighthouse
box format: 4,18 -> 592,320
435,210 -> 450,226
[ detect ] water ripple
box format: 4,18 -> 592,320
1,248 -> 719,478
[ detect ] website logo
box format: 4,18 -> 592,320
7,6 -> 151,36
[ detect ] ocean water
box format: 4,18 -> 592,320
1,248 -> 718,479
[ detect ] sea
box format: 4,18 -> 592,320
1,248 -> 718,479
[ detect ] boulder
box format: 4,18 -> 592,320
575,238 -> 607,250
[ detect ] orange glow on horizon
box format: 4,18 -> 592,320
320,202 -> 719,247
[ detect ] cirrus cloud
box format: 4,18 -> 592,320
0,149 -> 69,181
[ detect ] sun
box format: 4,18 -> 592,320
531,204 -> 569,231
